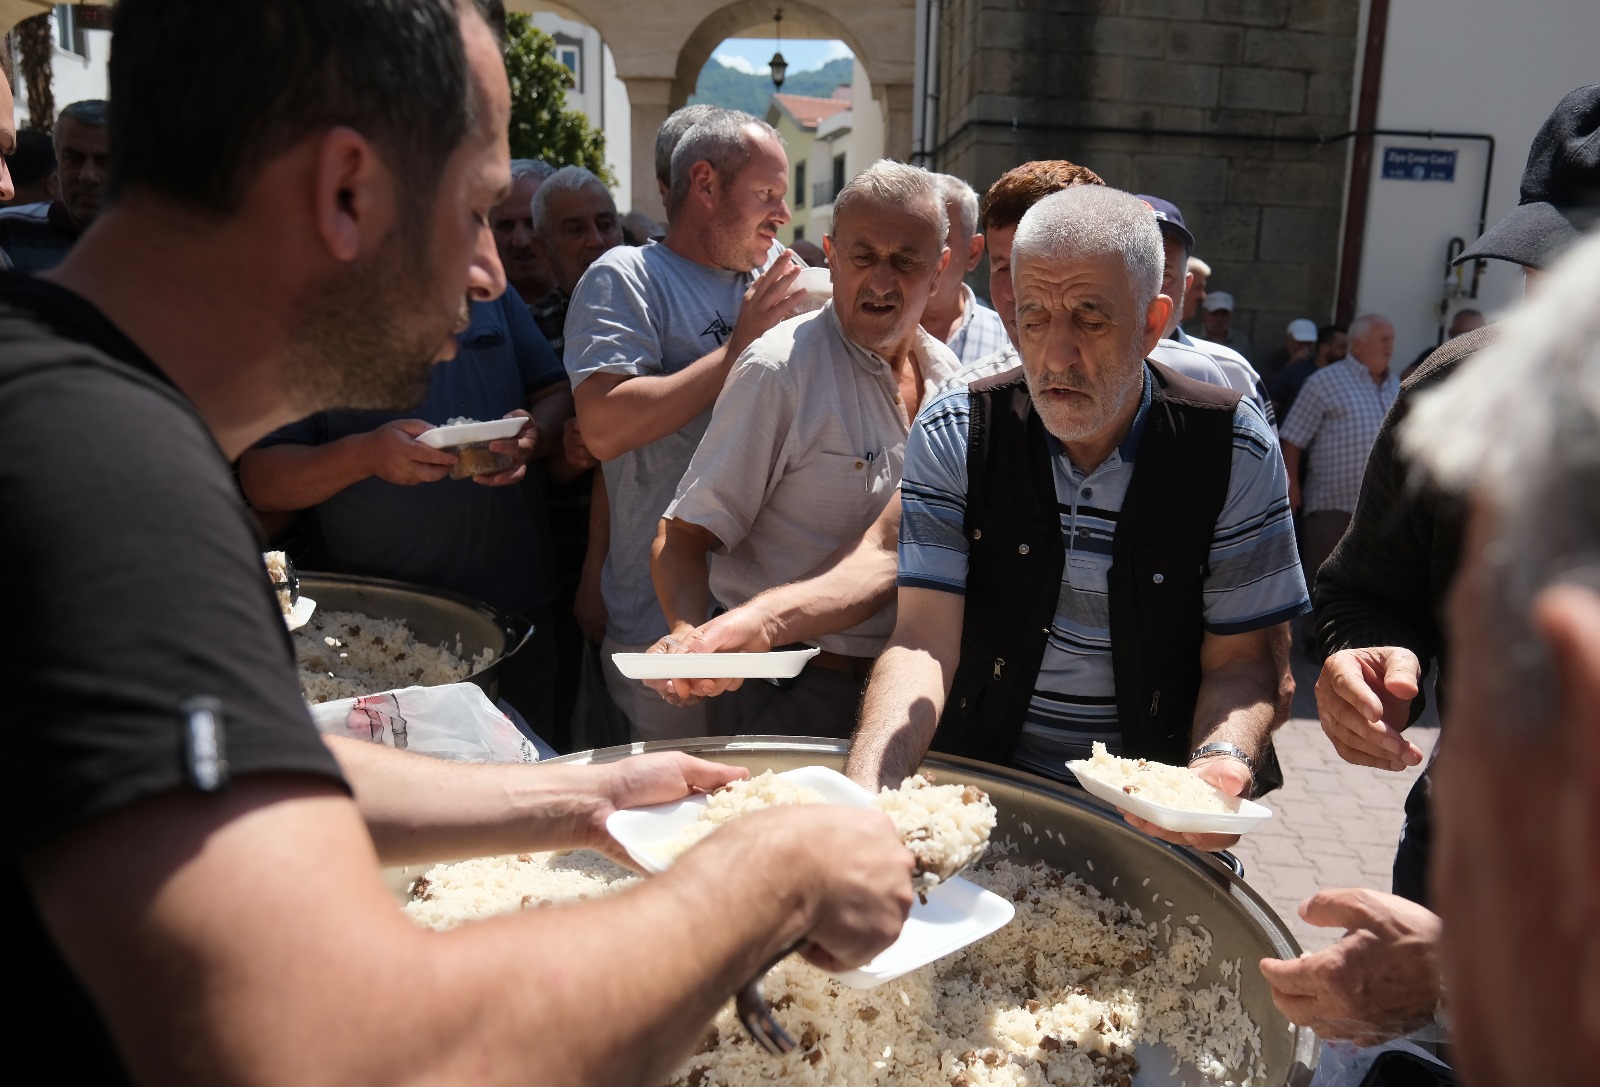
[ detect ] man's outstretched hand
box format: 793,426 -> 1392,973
1259,887 -> 1442,1046
1315,647 -> 1427,771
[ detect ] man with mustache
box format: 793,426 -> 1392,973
491,157 -> 558,311
847,186 -> 1307,854
1,2 -> 915,1080
645,161 -> 961,737
564,108 -> 808,742
0,99 -> 109,273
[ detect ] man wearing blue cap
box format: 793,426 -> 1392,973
1140,194 -> 1275,426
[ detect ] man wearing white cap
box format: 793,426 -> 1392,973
1192,290 -> 1252,363
1260,317 -> 1317,381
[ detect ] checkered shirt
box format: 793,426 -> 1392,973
944,284 -> 1011,366
1279,355 -> 1399,514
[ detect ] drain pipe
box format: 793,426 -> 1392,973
1335,0 -> 1391,324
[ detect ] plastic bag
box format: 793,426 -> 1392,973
1309,1038 -> 1453,1087
311,682 -> 540,764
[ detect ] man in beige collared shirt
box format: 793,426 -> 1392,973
648,161 -> 959,738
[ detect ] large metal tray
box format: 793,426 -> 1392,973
549,736 -> 1319,1087
298,573 -> 532,702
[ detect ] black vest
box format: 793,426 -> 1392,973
933,362 -> 1243,769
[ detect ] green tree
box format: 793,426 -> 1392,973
502,14 -> 607,178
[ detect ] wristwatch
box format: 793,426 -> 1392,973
1188,741 -> 1255,772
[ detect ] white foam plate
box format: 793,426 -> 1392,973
610,647 -> 820,680
605,765 -> 1015,988
1068,759 -> 1274,835
414,417 -> 526,449
284,595 -> 316,631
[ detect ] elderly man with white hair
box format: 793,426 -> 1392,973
919,173 -> 1010,365
645,161 -> 961,738
1389,228 -> 1600,1087
846,185 -> 1308,850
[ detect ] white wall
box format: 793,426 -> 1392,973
1356,0 -> 1599,365
528,12 -> 632,213
12,28 -> 111,128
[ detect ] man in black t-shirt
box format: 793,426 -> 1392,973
2,3 -> 915,1084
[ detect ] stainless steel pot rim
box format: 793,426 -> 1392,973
547,734 -> 1319,1085
298,571 -> 535,661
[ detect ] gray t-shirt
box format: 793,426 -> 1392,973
564,240 -> 755,645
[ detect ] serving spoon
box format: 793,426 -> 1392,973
734,800 -> 993,1055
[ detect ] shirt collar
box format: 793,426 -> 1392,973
1172,326 -> 1195,346
1339,353 -> 1396,386
826,301 -> 963,390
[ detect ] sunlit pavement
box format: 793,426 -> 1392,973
1229,653 -> 1440,953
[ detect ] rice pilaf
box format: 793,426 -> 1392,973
404,850 -> 1263,1086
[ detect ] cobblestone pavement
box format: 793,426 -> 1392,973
1230,654 -> 1440,954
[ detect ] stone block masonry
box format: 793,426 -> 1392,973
932,0 -> 1362,349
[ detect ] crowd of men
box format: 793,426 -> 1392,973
2,2 -> 1597,1084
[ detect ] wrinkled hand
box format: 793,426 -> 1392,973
1258,888 -> 1442,1046
766,806 -> 915,972
1315,647 -> 1426,770
645,607 -> 778,704
728,249 -> 805,359
1119,756 -> 1251,852
474,409 -> 535,487
562,416 -> 599,471
362,419 -> 458,485
580,753 -> 748,865
574,566 -> 607,644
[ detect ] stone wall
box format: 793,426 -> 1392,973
933,0 -> 1360,352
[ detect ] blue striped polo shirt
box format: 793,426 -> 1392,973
898,365 -> 1309,782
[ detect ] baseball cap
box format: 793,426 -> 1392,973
1136,194 -> 1196,253
1455,83 -> 1600,269
1203,291 -> 1234,313
1288,318 -> 1317,343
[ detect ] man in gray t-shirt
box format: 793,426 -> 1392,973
564,111 -> 805,742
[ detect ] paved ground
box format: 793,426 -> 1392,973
1230,653 -> 1439,953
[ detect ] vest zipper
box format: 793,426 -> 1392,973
1148,689 -> 1161,717
993,657 -> 1005,681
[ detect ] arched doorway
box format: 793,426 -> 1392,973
540,0 -> 915,222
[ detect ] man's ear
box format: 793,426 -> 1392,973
1531,584 -> 1600,1044
311,126 -> 394,263
1143,293 -> 1174,354
966,232 -> 986,274
688,160 -> 717,213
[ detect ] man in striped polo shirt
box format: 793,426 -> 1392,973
846,185 -> 1308,851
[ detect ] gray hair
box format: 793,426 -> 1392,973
832,160 -> 949,243
1402,228 -> 1600,732
530,165 -> 611,239
667,111 -> 779,216
655,104 -> 727,189
931,172 -> 979,242
1187,255 -> 1212,278
58,99 -> 109,128
509,159 -> 556,184
1011,186 -> 1165,316
1348,313 -> 1393,343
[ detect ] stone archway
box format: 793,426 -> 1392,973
516,0 -> 915,221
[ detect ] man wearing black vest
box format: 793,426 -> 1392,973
846,185 -> 1309,851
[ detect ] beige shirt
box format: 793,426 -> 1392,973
665,303 -> 961,656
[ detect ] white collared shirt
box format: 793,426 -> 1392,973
665,303 -> 962,655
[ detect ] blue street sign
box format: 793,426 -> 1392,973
1381,147 -> 1457,182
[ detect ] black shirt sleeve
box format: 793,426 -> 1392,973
2,356 -> 346,859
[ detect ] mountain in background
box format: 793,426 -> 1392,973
689,56 -> 853,118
